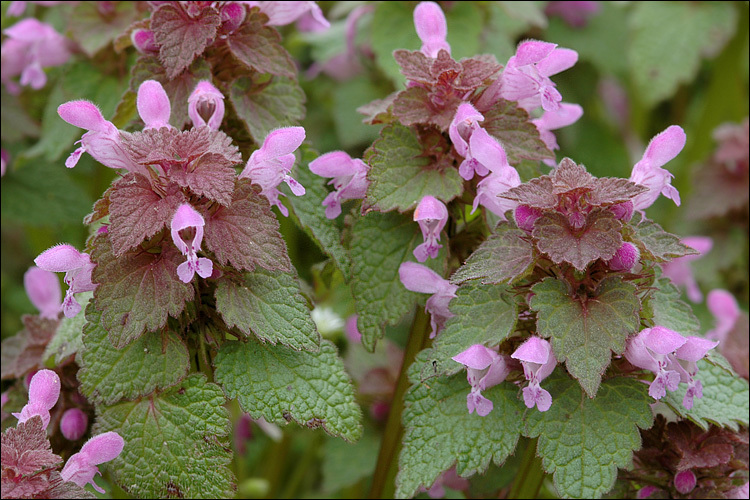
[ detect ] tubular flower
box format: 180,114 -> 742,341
629,125 -> 686,211
239,126 -> 306,216
705,289 -> 740,342
661,236 -> 712,303
449,103 -> 492,180
511,336 -> 557,412
34,244 -> 97,318
12,369 -> 60,429
1,18 -> 70,93
413,196 -> 448,262
170,204 -> 213,283
188,80 -> 225,130
60,432 -> 125,494
136,80 -> 172,130
624,326 -> 686,400
670,336 -> 719,409
398,262 -> 457,338
470,131 -> 521,219
308,151 -> 369,219
532,102 -> 583,165
413,1 -> 450,58
23,266 -> 62,320
246,1 -> 330,32
452,344 -> 511,416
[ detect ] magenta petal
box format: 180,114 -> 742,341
60,408 -> 89,441
536,48 -> 578,76
35,244 -> 89,273
262,127 -> 306,158
514,40 -> 557,66
27,369 -> 60,411
58,101 -> 109,133
642,125 -> 687,168
65,147 -> 85,168
309,151 -> 357,178
674,470 -> 696,495
177,261 -> 194,283
80,432 -> 125,464
469,127 -> 509,173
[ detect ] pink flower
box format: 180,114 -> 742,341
307,4 -> 373,81
344,314 -> 361,343
499,40 -> 578,112
170,204 -> 213,283
532,103 -> 583,165
449,103 -> 492,180
606,242 -> 640,272
629,125 -> 686,211
514,205 -> 543,232
452,344 -> 511,416
670,336 -> 719,409
705,289 -> 740,342
58,100 -> 143,173
725,482 -> 750,499
673,469 -> 696,495
469,131 -> 521,219
239,126 -> 306,216
413,1 -> 450,58
137,80 -> 172,130
35,244 -> 97,318
624,326 -> 686,400
661,236 -> 712,303
398,262 -> 457,338
246,1 -> 330,32
413,196 -> 448,262
308,151 -> 369,219
131,28 -> 158,54
544,1 -> 600,28
713,118 -> 749,174
60,408 -> 89,441
421,467 -> 469,498
6,1 -> 64,17
60,432 -> 125,494
24,266 -> 62,319
220,2 -> 247,33
1,18 -> 70,93
511,336 -> 557,412
1,148 -> 8,176
188,80 -> 225,130
11,369 -> 60,429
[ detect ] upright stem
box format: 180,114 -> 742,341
369,308 -> 432,499
507,437 -> 545,499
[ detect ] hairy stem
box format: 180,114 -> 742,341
507,437 -> 545,499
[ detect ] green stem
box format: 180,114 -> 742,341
197,329 -> 213,379
507,437 -> 545,499
280,433 -> 321,498
369,308 -> 432,499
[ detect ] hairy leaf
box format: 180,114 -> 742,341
588,177 -> 647,206
44,292 -> 93,364
91,235 -> 194,348
629,213 -> 698,262
95,375 -> 234,498
502,175 -> 557,208
530,277 -> 641,397
226,9 -> 296,78
78,304 -> 189,405
214,268 -> 320,351
1,417 -> 61,476
647,278 -> 701,336
1,316 -> 58,379
524,373 -> 654,499
214,339 -> 362,442
482,99 -> 554,165
168,152 -> 238,206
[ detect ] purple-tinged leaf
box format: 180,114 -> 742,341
109,174 -> 186,256
551,158 -> 595,193
357,92 -> 398,125
226,8 -> 296,78
91,235 -> 194,348
502,176 -> 557,209
168,153 -> 237,206
1,316 -> 59,380
42,471 -> 97,499
481,99 -> 554,165
393,50 -> 434,83
628,212 -> 699,262
203,179 -> 291,273
588,177 -> 647,206
151,4 -> 221,79
533,209 -> 623,271
1,416 -> 61,476
83,187 -> 111,226
455,55 -> 502,90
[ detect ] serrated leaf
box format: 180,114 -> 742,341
226,9 -> 296,78
524,373 -> 654,499
152,4 -> 220,79
588,177 -> 647,206
1,416 -> 62,476
215,268 -> 320,351
44,292 -> 92,364
663,360 -> 749,431
77,304 -> 189,405
629,2 -> 736,108
530,277 -> 641,397
396,364 -> 525,498
502,175 -> 557,208
630,213 -> 697,262
425,283 -> 520,378
533,209 -> 623,271
203,179 -> 291,272
648,278 -> 700,336
229,75 -> 306,144
214,339 -> 362,441
95,374 -> 234,498
365,123 -> 463,212
68,1 -> 142,57
482,99 -> 554,165
91,235 -> 194,348
350,211 -> 446,351
168,152 -> 238,206
450,222 -> 535,285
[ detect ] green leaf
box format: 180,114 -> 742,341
628,2 -> 736,108
396,363 -> 525,499
229,75 -> 306,145
663,360 -> 749,431
450,222 -> 536,285
647,278 -> 700,335
91,235 -> 194,348
214,339 -> 362,442
425,283 -> 519,378
226,8 -> 296,78
629,212 -> 697,262
530,277 -> 641,397
365,123 -> 463,212
214,268 -> 320,351
44,292 -> 92,364
350,211 -> 445,351
95,374 -> 234,498
77,304 -> 189,405
68,1 -> 142,56
524,373 -> 654,499
482,99 -> 554,165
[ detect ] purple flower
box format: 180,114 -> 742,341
629,125 -> 686,211
705,289 -> 740,342
12,369 -> 60,429
344,314 -> 361,343
307,4 -> 373,81
170,204 -> 213,283
308,151 -> 369,219
58,100 -> 144,173
24,266 -> 62,320
413,1 -> 450,58
1,18 -> 70,93
137,80 -> 172,130
532,103 -> 583,165
624,326 -> 686,400
239,126 -> 306,216
398,262 -> 458,338
499,40 -> 578,112
673,469 -> 697,495
35,244 -> 97,318
469,131 -> 521,219
606,242 -> 640,272
188,80 -> 225,130
452,344 -> 511,416
449,102 -> 490,180
413,196 -> 448,262
661,236 -> 712,303
6,1 -> 64,17
246,1 -> 330,32
544,1 -> 600,28
671,336 -> 719,409
511,336 -> 557,412
60,431 -> 125,494
131,28 -> 158,54
514,205 -> 543,232
60,408 -> 89,441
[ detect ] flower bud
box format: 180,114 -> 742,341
60,408 -> 89,441
674,469 -> 696,495
131,28 -> 158,54
514,205 -> 543,232
220,3 -> 246,33
609,201 -> 634,221
607,242 -> 640,271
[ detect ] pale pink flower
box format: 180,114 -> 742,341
661,236 -> 712,303
544,1 -> 600,28
34,244 -> 97,318
413,1 -> 450,58
399,262 -> 457,338
624,326 -> 686,400
308,151 -> 369,219
452,344 -> 511,416
24,266 -> 62,320
413,196 -> 448,262
188,80 -> 225,130
170,204 -> 213,283
469,131 -> 521,219
670,336 -> 719,409
60,432 -> 125,494
245,1 -> 330,32
449,103 -> 492,180
629,125 -> 686,211
60,408 -> 89,441
12,369 -> 60,429
511,336 -> 557,411
705,289 -> 740,342
137,80 -> 172,130
1,18 -> 70,93
532,102 -> 583,165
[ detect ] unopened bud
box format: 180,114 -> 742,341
221,3 -> 246,33
610,201 -> 634,221
60,408 -> 89,441
674,469 -> 696,495
607,242 -> 640,271
514,205 -> 543,232
131,29 -> 158,54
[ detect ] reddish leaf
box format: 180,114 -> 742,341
40,471 -> 97,499
226,8 -> 296,78
393,50 -> 434,83
502,176 -> 557,209
588,177 -> 647,206
357,92 -> 398,125
83,187 -> 112,226
1,417 -> 61,476
151,3 -> 221,79
168,153 -> 237,206
392,87 -> 435,126
551,158 -> 595,193
204,180 -> 291,273
481,99 -> 554,164
687,159 -> 750,219
109,174 -> 187,256
0,316 -> 58,380
2,473 -> 50,499
455,55 -> 502,90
